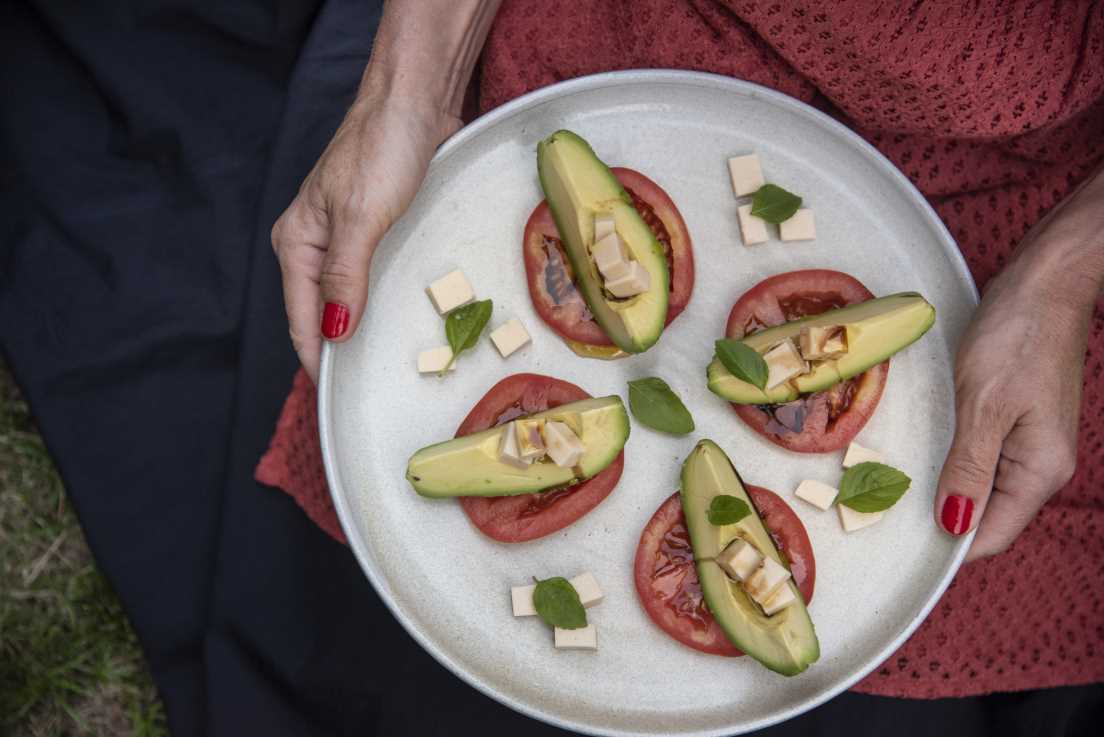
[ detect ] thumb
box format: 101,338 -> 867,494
934,394 -> 1011,538
318,204 -> 387,344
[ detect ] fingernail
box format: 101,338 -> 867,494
321,302 -> 349,340
941,494 -> 974,535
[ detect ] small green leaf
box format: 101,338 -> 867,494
715,339 -> 768,390
836,462 -> 912,512
627,377 -> 695,435
707,495 -> 751,526
443,299 -> 493,370
532,577 -> 587,629
750,183 -> 802,224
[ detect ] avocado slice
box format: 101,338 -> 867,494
708,292 -> 936,404
406,396 -> 629,498
537,130 -> 669,353
680,440 -> 819,676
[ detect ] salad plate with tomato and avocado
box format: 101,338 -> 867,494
317,71 -> 977,737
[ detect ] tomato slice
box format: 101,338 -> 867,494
455,373 -> 624,543
724,269 -> 889,453
633,489 -> 815,657
523,167 -> 694,347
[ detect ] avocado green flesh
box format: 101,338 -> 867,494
537,130 -> 669,354
406,396 -> 628,498
708,292 -> 936,404
680,440 -> 819,676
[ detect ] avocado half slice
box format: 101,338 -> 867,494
406,396 -> 628,498
708,292 -> 935,404
680,440 -> 819,676
537,130 -> 670,353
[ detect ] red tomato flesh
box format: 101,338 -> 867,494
725,269 -> 889,454
523,168 -> 694,346
455,374 -> 623,543
633,489 -> 815,657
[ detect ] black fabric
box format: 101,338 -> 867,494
0,1 -> 1100,735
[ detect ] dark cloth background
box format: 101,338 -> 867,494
0,0 -> 1100,735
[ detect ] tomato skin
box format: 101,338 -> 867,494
633,489 -> 815,657
455,374 -> 623,543
724,269 -> 889,454
522,167 -> 694,347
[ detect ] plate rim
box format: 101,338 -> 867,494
317,69 -> 979,737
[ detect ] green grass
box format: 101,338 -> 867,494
0,363 -> 167,737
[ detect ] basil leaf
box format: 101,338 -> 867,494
751,183 -> 802,224
707,495 -> 751,526
836,462 -> 912,512
715,339 -> 768,390
627,377 -> 695,435
532,577 -> 587,629
443,299 -> 493,369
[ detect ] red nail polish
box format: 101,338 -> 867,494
321,302 -> 349,340
941,494 -> 974,535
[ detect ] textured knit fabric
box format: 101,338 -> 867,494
256,0 -> 1104,698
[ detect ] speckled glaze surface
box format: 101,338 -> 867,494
318,71 -> 978,737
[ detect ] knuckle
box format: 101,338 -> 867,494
947,452 -> 994,488
319,257 -> 366,294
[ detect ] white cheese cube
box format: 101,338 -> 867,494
737,204 -> 769,245
842,442 -> 885,468
745,556 -> 792,604
515,418 -> 546,462
838,503 -> 884,532
594,212 -> 616,242
426,269 -> 475,314
591,232 -> 630,281
716,538 -> 763,582
780,208 -> 816,241
569,572 -> 604,608
417,346 -> 455,373
794,479 -> 838,511
761,583 -> 797,616
511,584 -> 537,616
763,339 -> 809,389
799,324 -> 848,360
604,261 -> 651,298
542,421 -> 585,469
554,624 -> 597,650
490,318 -> 531,358
498,423 -> 531,470
727,153 -> 765,197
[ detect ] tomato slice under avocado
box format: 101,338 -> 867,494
455,373 -> 624,543
725,269 -> 889,453
633,489 -> 815,657
523,167 -> 694,347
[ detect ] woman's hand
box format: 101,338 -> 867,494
935,169 -> 1104,559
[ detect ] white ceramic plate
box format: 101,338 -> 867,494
319,71 -> 978,736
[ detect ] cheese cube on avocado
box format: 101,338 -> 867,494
417,346 -> 455,373
763,339 -> 808,389
604,261 -> 651,298
426,269 -> 474,314
794,479 -> 838,511
737,204 -> 769,245
591,232 -> 630,281
745,556 -> 792,604
838,504 -> 884,532
515,419 -> 546,462
511,584 -> 537,616
799,324 -> 848,360
569,572 -> 604,608
779,208 -> 816,241
498,423 -> 531,470
593,212 -> 616,242
727,154 -> 765,196
554,624 -> 597,650
716,538 -> 763,582
490,318 -> 531,358
761,583 -> 797,616
543,421 -> 585,468
842,441 -> 884,468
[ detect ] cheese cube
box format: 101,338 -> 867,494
794,479 -> 838,511
569,572 -> 604,608
511,584 -> 537,616
542,421 -> 585,469
799,324 -> 848,360
737,204 -> 769,245
763,339 -> 809,389
745,556 -> 792,604
426,270 -> 474,314
594,212 -> 616,242
490,318 -> 531,358
591,232 -> 630,281
498,423 -> 531,469
716,538 -> 763,582
727,153 -> 766,197
842,442 -> 885,468
780,208 -> 816,241
417,346 -> 455,373
554,624 -> 597,650
604,261 -> 651,298
838,503 -> 884,532
515,419 -> 546,462
761,583 -> 797,616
